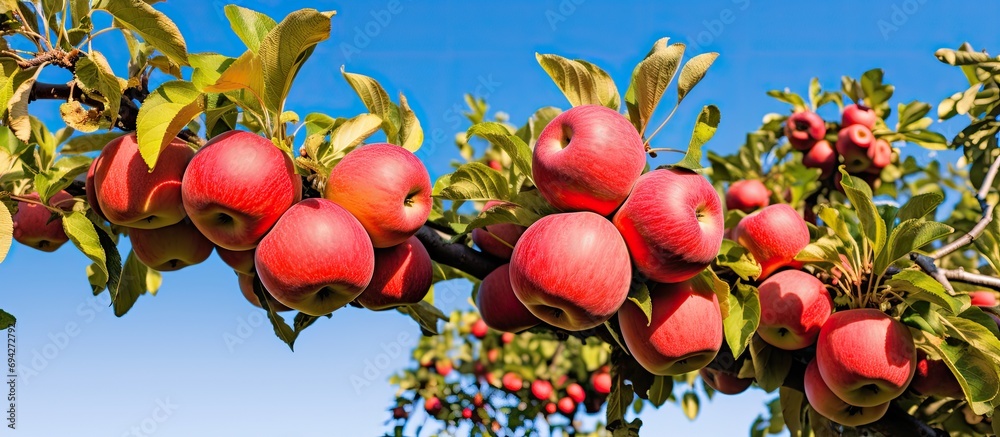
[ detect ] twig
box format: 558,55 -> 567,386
940,267 -> 1000,291
414,226 -> 502,280
911,253 -> 955,295
930,140 -> 1000,260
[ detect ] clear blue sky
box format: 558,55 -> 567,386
4,1 -> 998,436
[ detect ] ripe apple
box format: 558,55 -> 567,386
835,124 -> 875,173
424,397 -> 442,416
461,408 -> 473,419
591,372 -> 612,395
486,348 -> 500,363
725,180 -> 770,213
757,270 -> 832,350
85,155 -> 106,221
502,372 -> 522,391
841,103 -> 877,129
217,247 -> 255,275
182,130 -> 301,251
237,272 -> 291,312
254,198 -> 375,316
476,264 -> 541,333
129,219 -> 214,271
802,140 -> 837,178
911,351 -> 963,399
566,383 -> 586,403
356,236 -> 433,310
94,133 -> 193,229
544,402 -> 557,415
531,380 -> 553,401
970,291 -> 997,307
618,280 -> 723,375
699,367 -> 753,395
557,397 -> 576,415
471,319 -> 489,339
804,359 -> 889,427
532,105 -> 645,215
501,332 -> 515,344
435,359 -> 453,377
613,168 -> 724,283
12,191 -> 73,252
488,160 -> 502,171
471,201 -> 526,259
866,138 -> 892,171
735,204 -> 810,280
816,309 -> 916,407
324,143 -> 432,248
509,212 -> 632,330
784,111 -> 826,151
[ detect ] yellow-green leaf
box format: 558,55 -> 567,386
0,202 -> 11,264
75,52 -> 125,124
672,105 -> 720,171
341,68 -> 401,141
136,81 -> 204,170
258,9 -> 332,113
677,52 -> 718,103
93,0 -> 189,66
224,4 -> 277,54
397,93 -> 422,152
7,67 -> 43,143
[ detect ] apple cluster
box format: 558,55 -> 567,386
785,103 -> 894,190
12,131 -> 437,315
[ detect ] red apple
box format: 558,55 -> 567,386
757,270 -> 832,350
476,264 -> 541,333
531,379 -> 553,401
182,130 -> 301,250
866,139 -> 892,171
841,103 -> 877,129
969,291 -> 997,307
471,319 -> 488,339
486,348 -> 499,363
502,372 -> 522,391
424,397 -> 442,416
735,204 -> 810,280
510,212 -> 631,330
613,168 -> 724,283
835,124 -> 875,173
911,351 -> 963,399
471,201 -> 526,259
254,198 -> 375,316
488,160 -> 502,171
472,393 -> 484,408
804,359 -> 889,427
532,105 -> 645,215
129,219 -> 214,271
461,408 -> 473,419
784,111 -> 826,151
217,247 -> 255,275
816,309 -> 916,407
591,372 -> 612,395
802,140 -> 837,179
435,359 -> 453,377
699,367 -> 753,395
557,396 -> 576,415
94,133 -> 193,229
566,383 -> 585,403
725,180 -> 770,213
544,402 -> 557,415
619,280 -> 723,375
356,236 -> 433,310
501,332 -> 515,344
85,155 -> 106,221
324,143 -> 432,248
12,191 -> 73,252
237,272 -> 292,312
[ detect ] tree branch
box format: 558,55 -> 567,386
940,267 -> 1000,291
414,226 -> 502,280
911,253 -> 956,294
28,82 -> 140,131
930,138 -> 1000,260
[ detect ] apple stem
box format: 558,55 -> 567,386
8,194 -> 66,215
642,105 -> 680,148
645,147 -> 686,156
484,230 -> 515,251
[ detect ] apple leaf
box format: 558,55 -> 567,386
973,205 -> 1000,272
0,310 -> 13,330
399,301 -> 447,335
626,281 -> 653,327
136,80 -> 205,170
630,38 -> 685,134
327,113 -> 383,161
919,330 -> 1000,415
455,202 -> 540,235
92,0 -> 189,67
723,282 -> 760,358
259,9 -> 332,115
436,162 -> 510,201
397,93 -> 423,152
60,132 -> 121,154
109,251 -> 152,317
33,155 -> 91,203
681,391 -> 699,420
749,335 -> 792,392
959,306 -> 1000,338
251,275 -> 300,351
646,375 -> 672,407
839,167 -> 887,259
778,387 -> 805,437
677,52 -> 718,104
7,67 -> 42,143
535,53 -> 618,110
897,192 -> 944,221
189,53 -> 233,91
717,239 -> 762,281
146,268 -> 162,296
224,4 -> 277,54
693,267 -> 730,319
578,59 -> 621,111
793,236 -> 842,266
342,68 -> 402,142
901,301 -> 945,336
672,105 -> 720,171
606,370 -> 641,436
0,202 -> 11,265
766,89 -> 807,110
887,269 -> 966,315
63,212 -> 121,293
75,53 -> 126,124
877,219 -> 952,274
467,122 -> 533,181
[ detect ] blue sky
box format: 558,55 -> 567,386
4,1 -> 999,436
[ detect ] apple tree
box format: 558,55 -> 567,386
0,2 -> 998,436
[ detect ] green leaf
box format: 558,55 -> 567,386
681,391 -> 699,420
631,38 -> 685,133
467,122 -> 533,180
535,53 -> 616,109
436,162 -> 509,201
779,387 -> 804,437
677,52 -> 718,103
901,301 -> 945,336
0,310 -> 13,330
724,282 -> 760,358
327,113 -> 382,160
34,155 -> 91,203
887,269 -> 965,315
793,236 -> 842,266
60,132 -> 121,154
975,206 -> 1000,272
672,105 -> 719,171
749,335 -> 792,392
135,80 -> 204,170
110,251 -> 151,317
397,93 -> 422,152
92,0 -> 189,66
400,301 -> 447,335
897,192 -> 943,221
62,212 -> 120,292
607,371 -> 641,436
259,9 -> 332,113
717,239 -> 762,280
0,203 -> 11,264
839,168 -> 886,258
7,67 -> 43,143
457,202 -> 540,235
75,52 -> 125,124
694,268 -> 731,319
342,68 -> 401,142
766,90 -> 807,110
878,220 -> 952,273
224,4 -> 277,54
252,274 -> 299,351
921,331 -> 1000,415
579,59 -> 621,110
626,281 -> 652,326
647,375 -> 672,408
